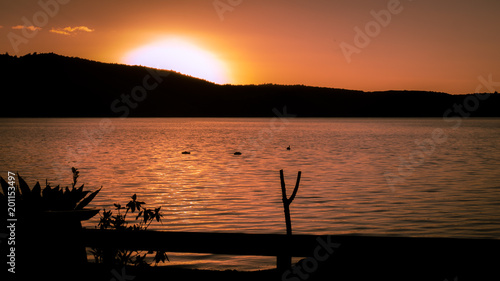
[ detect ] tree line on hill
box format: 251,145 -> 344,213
1,53 -> 498,117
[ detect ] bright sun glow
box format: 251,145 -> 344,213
123,38 -> 230,84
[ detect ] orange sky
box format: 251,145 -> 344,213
1,0 -> 499,93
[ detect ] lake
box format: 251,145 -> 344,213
1,117 -> 499,270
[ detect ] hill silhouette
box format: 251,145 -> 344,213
1,53 -> 499,117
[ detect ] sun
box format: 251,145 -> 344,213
123,37 -> 231,84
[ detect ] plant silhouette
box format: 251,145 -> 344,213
91,194 -> 168,267
0,167 -> 101,213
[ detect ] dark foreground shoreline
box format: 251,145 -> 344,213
13,233 -> 500,281
82,263 -> 280,281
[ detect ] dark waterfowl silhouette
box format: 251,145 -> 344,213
182,151 -> 191,154
287,145 -> 291,150
234,152 -> 242,155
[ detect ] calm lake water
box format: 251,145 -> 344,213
1,118 -> 499,270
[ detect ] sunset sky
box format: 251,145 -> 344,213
1,0 -> 499,93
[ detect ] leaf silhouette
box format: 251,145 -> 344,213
42,186 -> 51,198
75,187 -> 102,210
0,177 -> 9,196
154,207 -> 163,222
17,174 -> 31,198
136,201 -> 145,211
126,200 -> 136,212
75,184 -> 84,194
31,181 -> 41,198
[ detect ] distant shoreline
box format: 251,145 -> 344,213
1,53 -> 499,118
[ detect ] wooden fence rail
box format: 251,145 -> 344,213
81,228 -> 500,276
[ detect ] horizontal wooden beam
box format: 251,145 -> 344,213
81,229 -> 500,258
81,229 -> 500,278
83,229 -> 293,256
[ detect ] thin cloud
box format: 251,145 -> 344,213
12,25 -> 41,31
50,26 -> 95,36
50,29 -> 71,36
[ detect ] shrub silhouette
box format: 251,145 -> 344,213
91,194 -> 168,267
0,167 -> 101,213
